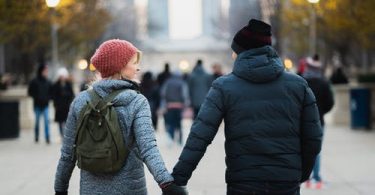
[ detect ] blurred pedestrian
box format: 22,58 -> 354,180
80,72 -> 101,91
0,73 -> 12,90
330,66 -> 348,84
51,67 -> 75,137
27,64 -> 52,144
302,54 -> 334,189
54,39 -> 186,195
140,71 -> 160,130
187,59 -> 211,118
160,71 -> 190,146
157,63 -> 171,86
211,63 -> 224,81
171,19 -> 322,195
297,58 -> 307,76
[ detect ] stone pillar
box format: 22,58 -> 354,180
202,0 -> 219,37
135,0 -> 148,41
147,0 -> 169,39
326,85 -> 350,126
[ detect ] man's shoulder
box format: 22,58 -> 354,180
212,73 -> 233,86
283,72 -> 306,82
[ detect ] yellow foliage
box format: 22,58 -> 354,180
281,0 -> 375,51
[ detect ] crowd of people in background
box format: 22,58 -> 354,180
138,60 -> 223,147
24,59 -> 224,146
20,19 -> 344,195
27,65 -> 75,144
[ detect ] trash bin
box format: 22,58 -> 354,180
350,88 -> 371,129
0,101 -> 20,138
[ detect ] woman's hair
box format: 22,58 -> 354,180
135,51 -> 142,64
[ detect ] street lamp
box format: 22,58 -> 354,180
46,0 -> 60,72
46,0 -> 60,7
307,0 -> 319,55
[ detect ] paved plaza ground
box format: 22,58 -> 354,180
1,117 -> 375,195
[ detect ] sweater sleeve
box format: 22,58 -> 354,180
300,86 -> 323,182
54,98 -> 79,192
172,83 -> 225,186
132,96 -> 174,185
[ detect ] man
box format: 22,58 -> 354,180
28,64 -> 52,144
157,63 -> 172,87
211,63 -> 224,81
160,71 -> 190,146
171,19 -> 322,195
302,55 -> 334,189
187,59 -> 212,118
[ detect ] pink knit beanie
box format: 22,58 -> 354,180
90,39 -> 138,78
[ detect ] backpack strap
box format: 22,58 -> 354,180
87,89 -> 102,109
88,89 -> 126,110
104,89 -> 126,103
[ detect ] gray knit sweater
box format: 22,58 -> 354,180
54,79 -> 173,194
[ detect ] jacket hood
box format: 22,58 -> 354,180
92,79 -> 140,106
233,46 -> 284,83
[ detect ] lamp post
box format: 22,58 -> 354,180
307,0 -> 319,55
46,0 -> 60,72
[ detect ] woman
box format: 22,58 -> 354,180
54,39 -> 186,195
51,67 -> 75,137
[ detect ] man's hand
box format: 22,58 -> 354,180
161,182 -> 188,195
55,191 -> 67,195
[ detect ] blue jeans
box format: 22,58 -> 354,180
311,126 -> 324,182
312,154 -> 321,181
165,109 -> 183,144
34,106 -> 50,142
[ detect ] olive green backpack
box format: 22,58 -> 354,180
74,89 -> 130,174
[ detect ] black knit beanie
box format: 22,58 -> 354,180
231,19 -> 272,54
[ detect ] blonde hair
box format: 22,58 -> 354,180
135,50 -> 142,64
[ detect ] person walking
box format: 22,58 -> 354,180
28,64 -> 52,144
157,63 -> 172,87
140,71 -> 160,130
211,63 -> 224,81
171,19 -> 322,195
51,67 -> 75,137
302,55 -> 334,189
187,59 -> 211,118
160,71 -> 190,146
54,39 -> 187,195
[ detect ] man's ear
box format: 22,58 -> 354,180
232,52 -> 237,60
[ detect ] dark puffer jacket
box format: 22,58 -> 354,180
172,46 -> 322,186
28,76 -> 52,108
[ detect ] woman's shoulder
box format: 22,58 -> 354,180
70,90 -> 91,110
115,89 -> 147,107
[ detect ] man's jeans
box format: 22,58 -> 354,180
311,125 -> 324,182
312,154 -> 321,181
34,106 -> 50,142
